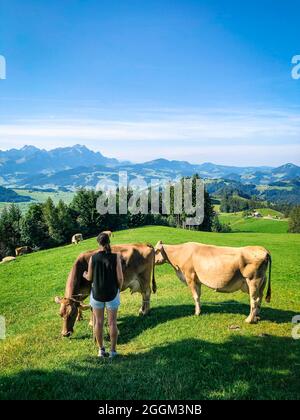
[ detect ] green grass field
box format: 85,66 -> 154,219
254,208 -> 284,218
0,226 -> 299,400
0,189 -> 74,213
219,211 -> 289,234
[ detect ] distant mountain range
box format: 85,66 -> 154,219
1,145 -> 300,203
0,144 -> 118,174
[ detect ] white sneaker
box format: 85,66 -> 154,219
109,350 -> 118,359
98,348 -> 109,358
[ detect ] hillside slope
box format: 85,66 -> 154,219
219,211 -> 289,234
0,226 -> 299,399
0,186 -> 32,203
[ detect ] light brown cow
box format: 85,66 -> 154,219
154,241 -> 271,324
15,246 -> 32,256
54,243 -> 156,336
0,256 -> 16,264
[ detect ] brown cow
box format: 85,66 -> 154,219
54,243 -> 156,337
15,246 -> 32,256
154,241 -> 271,324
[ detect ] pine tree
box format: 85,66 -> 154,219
182,174 -> 214,231
70,189 -> 102,236
42,198 -> 61,244
0,204 -> 22,255
56,199 -> 77,243
289,206 -> 300,233
21,203 -> 50,248
199,189 -> 215,231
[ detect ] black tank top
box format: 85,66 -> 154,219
91,251 -> 119,302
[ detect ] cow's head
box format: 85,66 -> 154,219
54,296 -> 90,337
154,240 -> 168,265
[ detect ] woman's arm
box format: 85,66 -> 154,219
83,257 -> 93,282
116,253 -> 124,290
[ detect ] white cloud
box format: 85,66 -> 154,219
0,107 -> 299,165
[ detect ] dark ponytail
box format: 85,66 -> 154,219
103,243 -> 111,253
97,232 -> 111,253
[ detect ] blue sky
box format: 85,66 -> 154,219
0,0 -> 299,165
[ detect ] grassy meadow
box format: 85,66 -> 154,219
218,211 -> 289,234
0,226 -> 299,400
0,189 -> 74,213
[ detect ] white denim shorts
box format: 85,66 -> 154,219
90,290 -> 120,311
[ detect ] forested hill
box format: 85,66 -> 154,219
0,186 -> 32,203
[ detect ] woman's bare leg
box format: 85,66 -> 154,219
93,308 -> 105,349
107,309 -> 118,352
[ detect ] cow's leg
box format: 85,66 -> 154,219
89,308 -> 94,328
245,278 -> 262,324
139,287 -> 151,316
76,306 -> 83,321
138,266 -> 153,315
76,307 -> 83,321
187,275 -> 201,315
256,276 -> 266,318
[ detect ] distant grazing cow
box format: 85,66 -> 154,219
54,243 -> 156,337
154,241 -> 271,324
71,233 -> 83,244
0,256 -> 16,264
15,246 -> 32,256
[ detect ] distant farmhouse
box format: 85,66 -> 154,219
252,211 -> 262,218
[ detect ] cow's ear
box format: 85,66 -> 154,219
154,240 -> 163,252
54,296 -> 63,304
80,303 -> 91,311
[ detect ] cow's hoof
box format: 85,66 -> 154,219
194,311 -> 201,316
139,308 -> 149,316
245,316 -> 258,324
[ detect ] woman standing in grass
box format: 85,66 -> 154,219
84,232 -> 123,359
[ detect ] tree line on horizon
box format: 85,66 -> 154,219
1,177 -> 299,260
0,176 -> 230,260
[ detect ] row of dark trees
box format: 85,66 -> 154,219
220,194 -> 265,213
0,176 -> 223,259
288,206 -> 300,233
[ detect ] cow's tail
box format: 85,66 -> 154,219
265,252 -> 272,303
152,260 -> 157,294
147,243 -> 157,294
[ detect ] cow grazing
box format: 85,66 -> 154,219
154,241 -> 271,324
54,243 -> 156,337
15,246 -> 32,256
71,233 -> 83,244
0,256 -> 16,264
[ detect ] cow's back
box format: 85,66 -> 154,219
179,242 -> 268,290
67,244 -> 154,297
111,243 -> 154,293
112,243 -> 152,268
